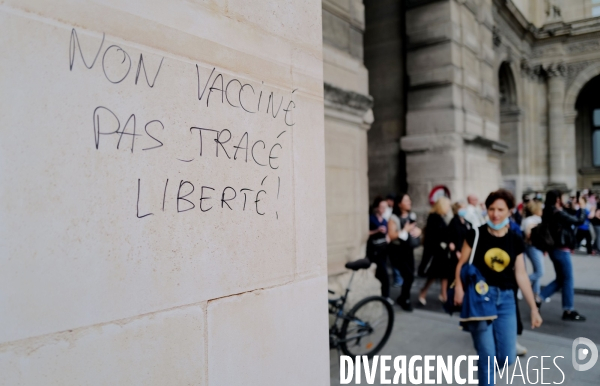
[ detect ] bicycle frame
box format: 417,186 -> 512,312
329,271 -> 374,345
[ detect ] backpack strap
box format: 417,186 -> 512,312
468,227 -> 479,265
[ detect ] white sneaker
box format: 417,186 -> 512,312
516,342 -> 527,356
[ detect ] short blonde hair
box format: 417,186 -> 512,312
431,196 -> 451,215
526,200 -> 543,216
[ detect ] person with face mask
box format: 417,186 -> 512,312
367,196 -> 391,301
388,193 -> 421,311
454,189 -> 543,386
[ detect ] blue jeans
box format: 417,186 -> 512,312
468,287 -> 517,386
392,267 -> 403,285
524,244 -> 544,296
539,249 -> 574,311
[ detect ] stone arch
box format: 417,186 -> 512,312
499,62 -> 518,109
565,61 -> 600,119
571,72 -> 600,188
494,53 -> 523,109
498,61 -> 522,197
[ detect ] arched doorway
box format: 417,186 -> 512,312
575,74 -> 600,189
498,62 -> 521,195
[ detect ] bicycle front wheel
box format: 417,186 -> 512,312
340,296 -> 394,357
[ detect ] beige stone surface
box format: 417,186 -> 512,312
0,305 -> 206,386
207,276 -> 329,386
322,0 -> 370,275
1,0 -> 328,384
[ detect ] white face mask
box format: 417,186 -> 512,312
487,218 -> 509,230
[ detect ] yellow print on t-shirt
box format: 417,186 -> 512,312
484,248 -> 510,272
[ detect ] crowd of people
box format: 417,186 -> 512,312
366,188 -> 591,385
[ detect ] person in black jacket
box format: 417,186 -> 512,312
447,201 -> 471,283
539,190 -> 587,321
418,197 -> 451,305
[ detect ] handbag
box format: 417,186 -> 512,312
443,232 -> 479,314
444,228 -> 497,323
530,222 -> 554,252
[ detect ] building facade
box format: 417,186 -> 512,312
323,0 -> 600,272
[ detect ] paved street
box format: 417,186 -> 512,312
330,253 -> 600,385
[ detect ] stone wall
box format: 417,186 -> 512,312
322,0 -> 373,275
402,0 -> 504,212
0,1 -> 329,384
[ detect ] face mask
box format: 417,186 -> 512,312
457,209 -> 467,218
487,218 -> 509,230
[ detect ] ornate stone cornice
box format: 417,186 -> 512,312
462,134 -> 509,154
545,62 -> 567,78
520,59 -> 545,81
323,83 -> 373,116
495,0 -> 600,41
566,40 -> 600,54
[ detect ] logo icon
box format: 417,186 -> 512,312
475,280 -> 489,295
572,337 -> 598,371
483,248 -> 510,272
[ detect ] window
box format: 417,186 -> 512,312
593,6 -> 600,17
593,109 -> 600,166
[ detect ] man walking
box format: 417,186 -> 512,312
463,194 -> 485,227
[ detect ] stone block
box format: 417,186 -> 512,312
406,1 -> 452,36
401,133 -> 463,152
462,88 -> 482,115
207,277 -> 330,386
349,26 -> 364,59
407,42 -> 454,75
323,9 -> 350,52
406,108 -> 462,135
479,27 -> 495,64
323,44 -> 369,94
477,0 -> 494,28
408,84 -> 461,111
461,48 -> 481,92
0,305 -> 206,386
324,116 -> 360,169
464,112 -> 484,136
405,150 -> 458,182
326,169 -> 356,215
480,62 -> 495,90
409,65 -> 462,88
461,6 -> 480,54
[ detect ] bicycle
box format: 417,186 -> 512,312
328,258 -> 395,358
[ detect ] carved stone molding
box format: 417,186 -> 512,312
567,40 -> 600,54
520,59 -> 545,81
545,62 -> 567,78
493,26 -> 502,47
564,60 -> 600,88
323,82 -> 373,116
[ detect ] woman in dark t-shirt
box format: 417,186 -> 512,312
454,189 -> 542,386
